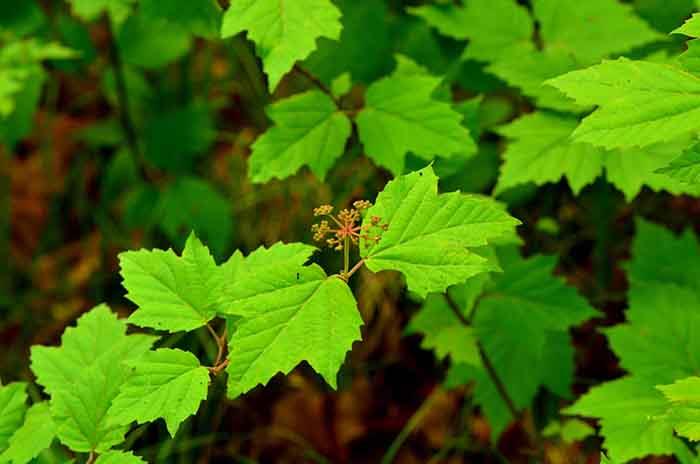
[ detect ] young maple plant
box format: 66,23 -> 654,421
0,166 -> 519,462
5,1 -> 700,463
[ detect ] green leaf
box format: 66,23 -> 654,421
217,242 -> 316,313
66,0 -> 134,23
627,219 -> 700,289
443,251 -> 596,439
673,13 -> 700,37
360,166 -> 520,297
221,0 -> 342,91
473,253 -> 595,429
249,90 -> 351,182
357,63 -> 476,175
94,451 -> 146,464
606,282 -> 700,385
107,349 -> 210,437
658,377 -> 700,441
657,144 -> 700,184
143,102 -> 216,172
565,377 -> 678,462
30,305 -> 156,453
304,0 -> 392,84
157,177 -> 232,257
0,383 -> 27,453
485,49 -> 582,112
546,58 -> 700,149
495,112 -> 603,195
409,0 -> 534,62
678,40 -> 700,73
119,232 -> 222,332
533,0 -> 662,62
219,252 -> 362,397
565,220 -> 700,462
0,402 -> 56,464
118,13 -> 192,69
495,112 -> 700,199
140,0 -> 221,38
542,418 -> 595,444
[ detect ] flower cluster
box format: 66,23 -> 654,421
311,200 -> 387,251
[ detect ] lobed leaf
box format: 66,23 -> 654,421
360,166 -> 519,297
217,243 -> 361,397
107,349 -> 210,437
0,402 -> 56,464
119,232 -> 222,332
248,90 -> 351,182
221,0 -> 342,91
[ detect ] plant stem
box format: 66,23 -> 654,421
343,236 -> 350,276
444,293 -> 545,461
86,451 -> 96,464
344,259 -> 365,281
104,15 -> 152,182
381,387 -> 443,464
443,294 -> 518,420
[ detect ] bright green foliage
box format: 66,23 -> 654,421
495,112 -> 700,198
119,232 -> 222,332
248,90 -> 351,182
673,13 -> 700,37
217,243 -> 316,314
357,63 -> 476,175
658,377 -> 700,441
107,349 -> 210,437
678,40 -> 700,73
565,378 -> 678,462
532,0 -> 662,62
221,0 -> 342,91
0,402 -> 56,464
657,144 -> 700,184
547,58 -> 700,149
543,418 -> 595,444
118,13 -> 192,69
66,0 -> 134,23
429,325 -> 481,366
409,0 -> 534,62
140,0 -> 222,38
220,258 -> 362,397
30,305 -> 155,453
566,220 -> 700,462
0,38 -> 74,117
94,451 -> 146,464
360,166 -> 519,297
0,383 -> 27,452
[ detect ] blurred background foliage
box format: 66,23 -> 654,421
3,0 -> 700,463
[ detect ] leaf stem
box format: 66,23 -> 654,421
342,259 -> 364,281
294,64 -> 340,106
86,451 -> 96,464
206,322 -> 228,374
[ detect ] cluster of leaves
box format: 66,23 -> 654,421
6,0 -> 700,462
0,166 -> 518,462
